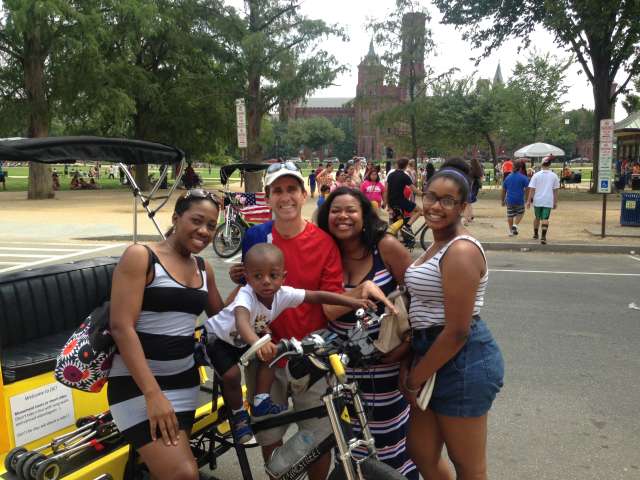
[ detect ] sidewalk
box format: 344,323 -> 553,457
1,187 -> 638,253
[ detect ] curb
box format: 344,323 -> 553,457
78,235 -> 163,242
77,235 -> 638,255
481,242 -> 638,254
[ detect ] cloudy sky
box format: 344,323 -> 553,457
298,0 -> 630,121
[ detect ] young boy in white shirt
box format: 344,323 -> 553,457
205,243 -> 372,443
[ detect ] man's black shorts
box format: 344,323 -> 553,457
391,197 -> 417,214
207,338 -> 248,375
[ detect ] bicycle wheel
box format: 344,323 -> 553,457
212,221 -> 244,258
327,457 -> 406,480
419,224 -> 431,250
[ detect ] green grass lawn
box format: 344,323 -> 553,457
0,164 -> 597,195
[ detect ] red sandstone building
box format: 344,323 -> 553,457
288,13 -> 426,161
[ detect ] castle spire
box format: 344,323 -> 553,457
360,38 -> 380,66
493,63 -> 504,85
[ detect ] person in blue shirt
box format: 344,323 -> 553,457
501,160 -> 529,236
307,169 -> 317,198
316,184 -> 330,207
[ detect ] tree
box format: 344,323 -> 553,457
330,117 -> 356,161
433,0 -> 640,189
412,76 -> 507,164
211,0 -> 346,191
503,52 -> 570,145
368,0 -> 433,160
622,77 -> 640,114
285,117 -> 345,155
0,0 -> 100,199
65,0 -> 238,189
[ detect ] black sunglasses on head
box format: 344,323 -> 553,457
182,189 -> 221,209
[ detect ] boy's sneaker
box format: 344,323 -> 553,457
541,238 -> 547,245
230,410 -> 253,444
252,397 -> 289,417
512,225 -> 519,235
533,232 -> 539,240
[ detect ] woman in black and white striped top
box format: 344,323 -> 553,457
109,190 -> 223,480
401,159 -> 504,480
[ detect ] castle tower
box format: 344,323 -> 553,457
357,39 -> 385,96
493,63 -> 504,86
399,12 -> 426,101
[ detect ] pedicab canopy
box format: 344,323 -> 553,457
0,136 -> 184,165
219,162 -> 271,185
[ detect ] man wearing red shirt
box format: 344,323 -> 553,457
229,163 -> 377,480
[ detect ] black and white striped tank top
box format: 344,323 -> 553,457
405,235 -> 488,330
109,250 -> 209,377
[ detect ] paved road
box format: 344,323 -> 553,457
3,246 -> 639,479
202,250 -> 640,480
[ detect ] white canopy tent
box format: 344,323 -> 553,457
514,142 -> 565,158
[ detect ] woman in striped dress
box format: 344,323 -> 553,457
317,187 -> 418,479
109,190 -> 224,480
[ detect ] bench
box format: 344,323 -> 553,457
0,257 -> 119,385
560,172 -> 582,189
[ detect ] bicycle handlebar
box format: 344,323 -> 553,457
238,307 -> 391,368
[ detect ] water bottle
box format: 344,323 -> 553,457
267,430 -> 316,475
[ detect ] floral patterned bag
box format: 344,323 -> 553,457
54,302 -> 114,393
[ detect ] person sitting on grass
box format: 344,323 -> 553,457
204,243 -> 374,444
70,172 -> 82,190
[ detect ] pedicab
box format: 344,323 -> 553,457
0,137 -> 231,480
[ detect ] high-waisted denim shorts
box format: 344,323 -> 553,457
411,318 -> 504,417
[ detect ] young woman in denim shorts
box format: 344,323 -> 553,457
400,158 -> 504,479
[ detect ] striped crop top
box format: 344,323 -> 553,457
404,235 -> 488,330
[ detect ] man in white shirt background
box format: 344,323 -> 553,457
526,156 -> 560,245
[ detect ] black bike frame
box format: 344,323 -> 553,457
201,377 -> 374,480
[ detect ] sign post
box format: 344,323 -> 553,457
597,119 -> 614,237
235,98 -> 247,159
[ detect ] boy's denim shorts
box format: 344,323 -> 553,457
411,318 -> 504,417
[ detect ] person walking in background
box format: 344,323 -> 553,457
385,158 -> 421,240
502,157 -> 514,181
501,159 -> 529,236
360,168 -> 386,209
0,161 -> 6,190
317,184 -> 331,207
424,161 -> 436,191
465,158 -> 484,224
316,162 -> 335,190
308,169 -> 317,198
527,156 -> 560,245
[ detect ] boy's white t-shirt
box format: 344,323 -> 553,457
529,169 -> 560,208
205,284 -> 306,348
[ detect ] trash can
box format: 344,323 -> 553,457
620,192 -> 640,226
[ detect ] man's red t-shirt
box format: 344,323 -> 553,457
268,222 -> 343,342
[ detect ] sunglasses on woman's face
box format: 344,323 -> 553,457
267,161 -> 300,174
182,189 -> 221,209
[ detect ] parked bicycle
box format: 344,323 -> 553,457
212,163 -> 272,258
197,307 -> 406,480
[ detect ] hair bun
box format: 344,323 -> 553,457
440,157 -> 470,176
